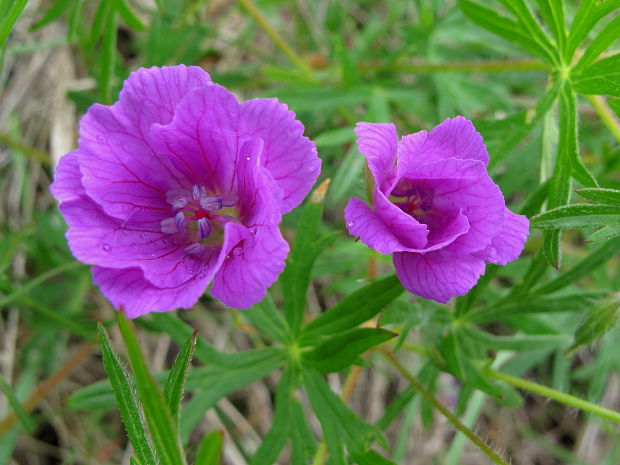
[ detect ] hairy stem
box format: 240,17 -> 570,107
486,369 -> 620,424
380,347 -> 510,465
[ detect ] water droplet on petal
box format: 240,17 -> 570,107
246,156 -> 251,161
249,227 -> 257,236
96,135 -> 104,143
139,233 -> 146,239
102,243 -> 112,253
347,221 -> 355,228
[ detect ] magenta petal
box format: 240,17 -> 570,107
402,158 -> 504,253
477,208 -> 529,265
150,85 -> 240,192
355,122 -> 398,190
397,116 -> 488,173
393,250 -> 486,303
78,104 -> 180,221
345,197 -> 426,254
211,225 -> 288,308
92,266 -> 212,318
118,65 -> 212,137
239,98 -> 320,214
50,151 -> 85,202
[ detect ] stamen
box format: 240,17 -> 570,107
199,195 -> 223,210
166,189 -> 190,209
192,184 -> 206,201
175,212 -> 186,232
197,217 -> 211,239
221,195 -> 238,207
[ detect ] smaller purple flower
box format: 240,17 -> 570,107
50,65 -> 320,317
345,117 -> 529,303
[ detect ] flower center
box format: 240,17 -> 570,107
161,184 -> 238,254
390,182 -> 434,218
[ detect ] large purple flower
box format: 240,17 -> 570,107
50,65 -> 320,317
345,117 -> 529,303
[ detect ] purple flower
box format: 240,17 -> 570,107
50,65 -> 320,317
344,117 -> 529,303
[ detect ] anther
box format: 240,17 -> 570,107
197,218 -> 211,239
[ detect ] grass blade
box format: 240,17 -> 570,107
195,430 -> 223,465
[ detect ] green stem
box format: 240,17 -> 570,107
380,348 -> 510,465
237,0 -> 316,82
585,94 -> 620,144
0,132 -> 50,165
486,369 -> 620,424
358,58 -> 548,73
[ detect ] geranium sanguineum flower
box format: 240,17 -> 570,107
51,65 -> 320,317
345,117 -> 529,303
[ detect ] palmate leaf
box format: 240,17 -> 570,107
116,314 -> 186,465
572,15 -> 620,73
301,274 -> 404,343
97,322 -> 157,465
249,369 -> 295,465
303,369 -> 385,465
303,328 -> 396,373
565,0 -> 620,59
458,0 -> 553,62
573,53 -> 620,98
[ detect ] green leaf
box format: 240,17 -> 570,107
610,98 -> 620,118
498,0 -> 558,64
86,0 -> 111,50
314,127 -> 356,148
350,449 -> 397,465
576,187 -> 620,205
489,81 -> 560,169
303,328 -> 395,373
573,53 -> 620,97
458,0 -> 552,61
469,292 -> 603,324
163,330 -> 197,428
303,369 -> 384,464
249,369 -> 294,465
97,322 -> 157,465
0,374 -> 35,433
566,0 -> 620,59
465,327 -> 570,351
195,431 -> 223,465
565,295 -> 620,356
111,0 -> 146,30
30,0 -> 75,31
0,0 -> 28,48
587,225 -> 620,243
535,0 -> 566,52
532,237 -> 620,295
572,15 -> 620,73
532,204 -> 620,229
301,274 -> 404,342
116,314 -> 186,465
281,180 -> 333,334
241,296 -> 291,344
179,349 -> 286,442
